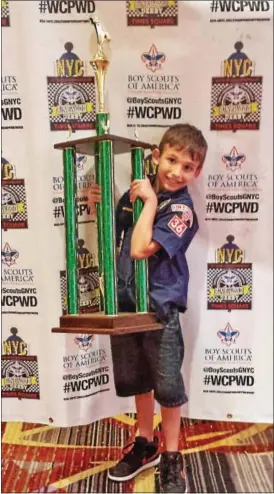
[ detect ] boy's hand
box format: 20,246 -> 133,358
87,182 -> 101,214
130,177 -> 157,204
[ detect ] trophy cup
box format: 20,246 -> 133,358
52,17 -> 163,335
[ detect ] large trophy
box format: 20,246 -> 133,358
52,17 -> 163,336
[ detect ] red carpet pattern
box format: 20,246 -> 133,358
1,415 -> 273,493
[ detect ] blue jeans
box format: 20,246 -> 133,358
110,307 -> 187,407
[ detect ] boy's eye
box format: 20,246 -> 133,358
168,158 -> 176,164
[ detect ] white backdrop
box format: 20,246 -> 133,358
1,0 -> 273,426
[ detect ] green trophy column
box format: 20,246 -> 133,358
97,135 -> 117,315
95,112 -> 109,311
63,147 -> 79,314
131,147 -> 149,313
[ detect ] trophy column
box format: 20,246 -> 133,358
97,135 -> 117,314
95,113 -> 117,313
131,146 -> 149,313
63,147 -> 79,314
94,115 -> 105,312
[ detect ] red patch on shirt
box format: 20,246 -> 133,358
171,204 -> 193,227
168,215 -> 188,237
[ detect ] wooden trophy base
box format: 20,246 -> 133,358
52,312 -> 163,335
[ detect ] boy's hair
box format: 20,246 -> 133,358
158,123 -> 208,168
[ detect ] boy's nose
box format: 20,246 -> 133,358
171,170 -> 183,180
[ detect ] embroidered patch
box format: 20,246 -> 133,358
157,199 -> 171,211
168,215 -> 188,237
171,204 -> 193,227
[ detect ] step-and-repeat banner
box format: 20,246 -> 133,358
2,0 -> 273,426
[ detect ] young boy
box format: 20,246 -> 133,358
88,123 -> 207,493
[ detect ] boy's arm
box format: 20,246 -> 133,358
130,178 -> 161,260
130,197 -> 161,260
130,178 -> 198,260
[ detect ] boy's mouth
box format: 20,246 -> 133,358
156,176 -> 185,192
167,179 -> 184,187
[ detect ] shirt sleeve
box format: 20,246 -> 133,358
115,190 -> 132,247
152,202 -> 199,259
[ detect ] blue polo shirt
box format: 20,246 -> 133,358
116,178 -> 198,319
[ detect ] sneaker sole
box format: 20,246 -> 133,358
160,485 -> 187,493
108,455 -> 161,482
160,477 -> 188,493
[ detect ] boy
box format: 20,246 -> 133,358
88,124 -> 207,493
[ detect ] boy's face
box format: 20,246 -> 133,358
152,144 -> 202,193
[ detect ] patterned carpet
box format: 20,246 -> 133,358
1,415 -> 273,493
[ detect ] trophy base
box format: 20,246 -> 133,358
52,312 -> 163,335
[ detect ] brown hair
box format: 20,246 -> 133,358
158,123 -> 208,168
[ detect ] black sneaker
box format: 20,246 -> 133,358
160,451 -> 187,493
108,435 -> 160,482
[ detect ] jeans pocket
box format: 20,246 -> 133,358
162,313 -> 184,369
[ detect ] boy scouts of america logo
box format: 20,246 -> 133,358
217,323 -> 240,347
210,41 -> 263,131
126,0 -> 178,27
141,45 -> 166,72
1,0 -> 10,26
76,154 -> 87,172
47,42 -> 96,131
207,235 -> 252,311
1,243 -> 19,267
74,334 -> 94,352
1,156 -> 28,231
222,146 -> 246,172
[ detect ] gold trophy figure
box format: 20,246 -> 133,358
90,16 -> 111,113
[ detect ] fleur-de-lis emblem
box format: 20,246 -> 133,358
141,45 -> 166,73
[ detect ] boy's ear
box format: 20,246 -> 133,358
152,148 -> 160,165
194,166 -> 202,178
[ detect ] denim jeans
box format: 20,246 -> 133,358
110,307 -> 187,407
